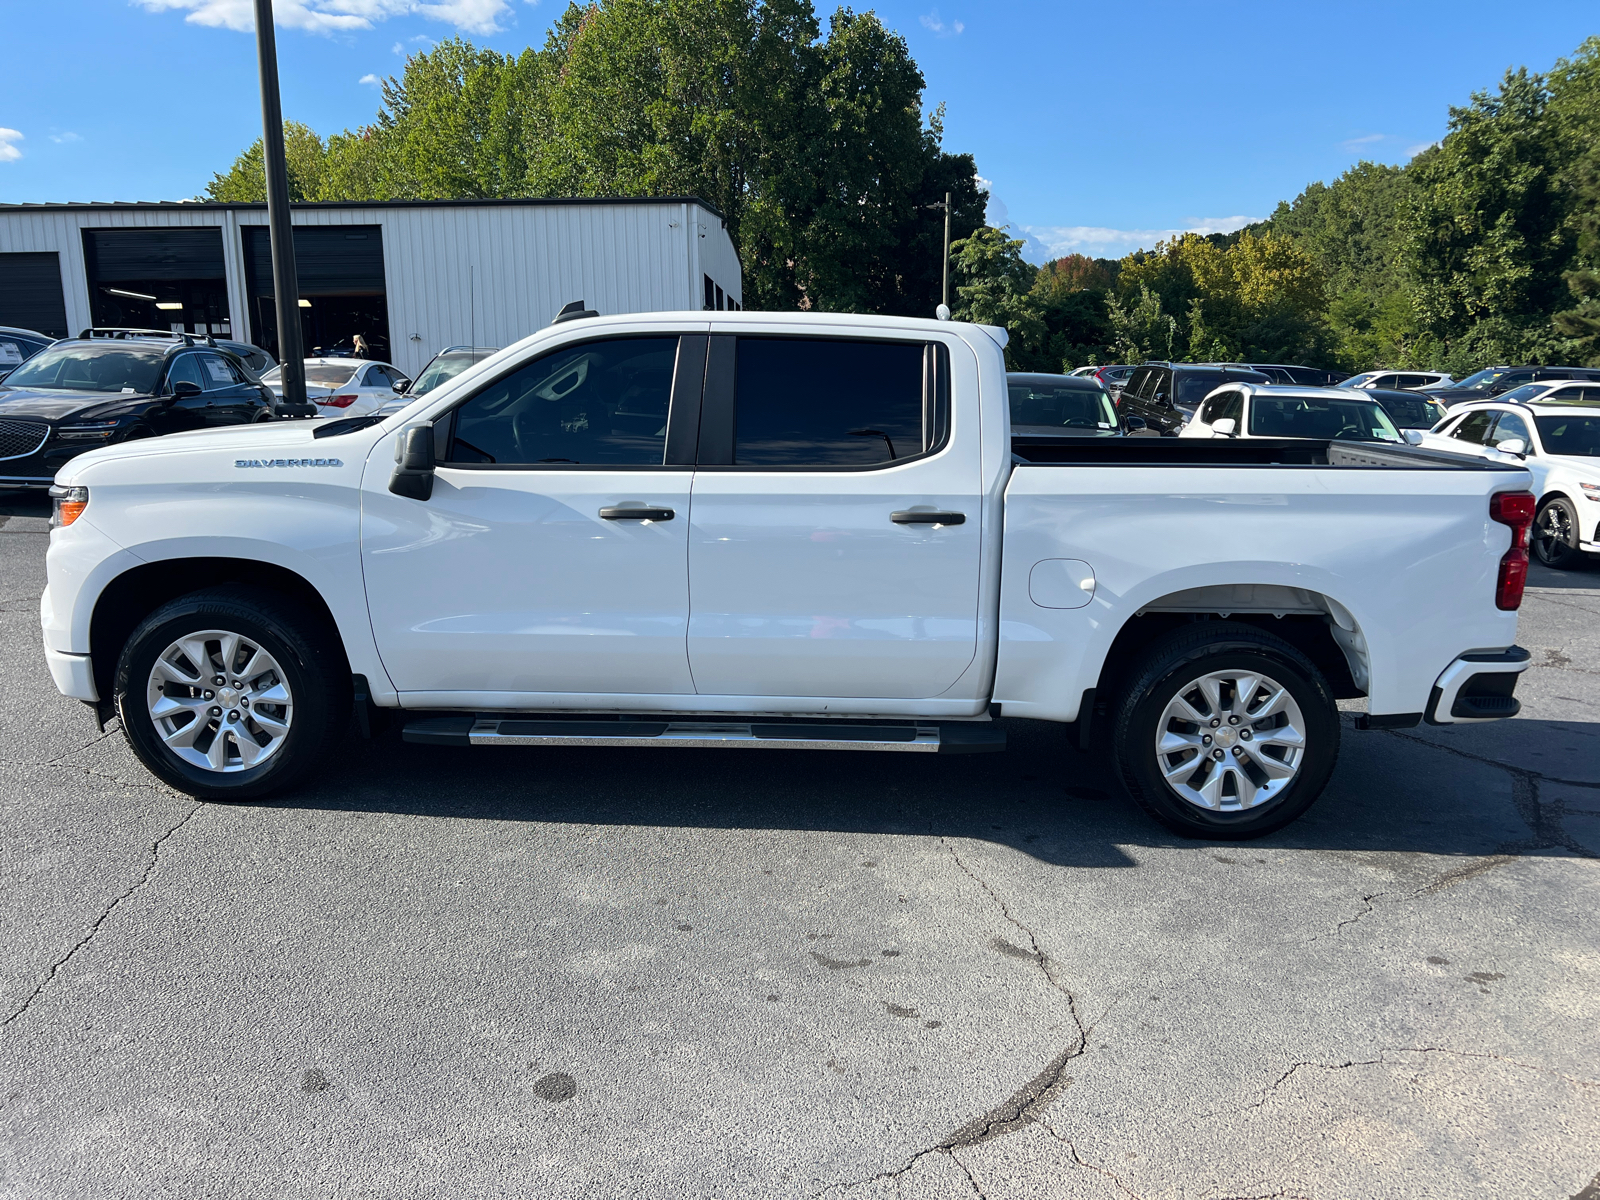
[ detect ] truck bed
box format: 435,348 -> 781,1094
1011,436 -> 1519,471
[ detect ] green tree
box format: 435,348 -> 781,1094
1554,146 -> 1600,364
205,121 -> 328,202
948,226 -> 1045,368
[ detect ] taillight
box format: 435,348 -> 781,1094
1489,491 -> 1535,610
321,393 -> 359,408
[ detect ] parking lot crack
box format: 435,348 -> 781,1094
2,800 -> 204,1029
1037,1128 -> 1145,1199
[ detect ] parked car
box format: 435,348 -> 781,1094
1363,387 -> 1448,431
0,326 -> 54,382
1338,369 -> 1453,391
1117,362 -> 1271,435
212,339 -> 276,376
0,334 -> 274,489
1067,366 -> 1099,378
1179,385 -> 1404,443
1093,364 -> 1137,396
42,312 -> 1534,843
260,357 -> 411,418
1415,395 -> 1600,568
75,328 -> 274,376
1226,363 -> 1350,388
1007,372 -> 1140,437
1425,365 -> 1600,406
409,345 -> 500,397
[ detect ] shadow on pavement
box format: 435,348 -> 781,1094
249,712 -> 1595,869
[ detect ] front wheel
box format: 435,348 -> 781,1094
1533,498 -> 1582,569
115,587 -> 350,800
1111,622 -> 1341,839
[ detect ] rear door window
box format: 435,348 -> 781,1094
197,352 -> 243,390
731,338 -> 929,466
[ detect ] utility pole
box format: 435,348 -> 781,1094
253,0 -> 306,409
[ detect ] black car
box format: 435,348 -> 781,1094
1428,364 -> 1600,407
1116,361 -> 1271,435
1227,362 -> 1350,387
0,335 -> 276,489
1008,372 -> 1140,437
1364,387 -> 1447,430
0,326 -> 54,383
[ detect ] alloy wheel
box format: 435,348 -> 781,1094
144,629 -> 294,773
1154,669 -> 1306,812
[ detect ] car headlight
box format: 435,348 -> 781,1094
1581,482 -> 1600,501
49,485 -> 88,527
56,421 -> 121,441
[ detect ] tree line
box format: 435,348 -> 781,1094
207,8 -> 1600,373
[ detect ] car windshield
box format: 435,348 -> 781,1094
1534,415 -> 1600,456
1338,372 -> 1377,388
1496,384 -> 1548,404
0,342 -> 165,393
1451,368 -> 1512,390
1008,380 -> 1119,430
1248,395 -> 1402,442
261,363 -> 358,387
1372,394 -> 1444,428
413,352 -> 490,397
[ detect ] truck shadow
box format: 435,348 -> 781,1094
274,714 -> 1597,869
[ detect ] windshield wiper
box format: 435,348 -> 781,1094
313,415 -> 385,438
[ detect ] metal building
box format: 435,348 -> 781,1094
0,197 -> 744,376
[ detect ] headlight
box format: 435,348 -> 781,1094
1581,482 -> 1600,501
49,485 -> 88,528
56,421 -> 121,441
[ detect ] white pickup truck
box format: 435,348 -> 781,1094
40,312 -> 1537,838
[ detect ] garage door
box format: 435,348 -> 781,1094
0,252 -> 69,338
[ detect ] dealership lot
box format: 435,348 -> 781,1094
2,495 -> 1597,1198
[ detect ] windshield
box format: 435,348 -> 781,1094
1497,384 -> 1548,404
1338,372 -> 1377,389
1008,380 -> 1119,431
0,342 -> 165,393
261,363 -> 358,387
413,351 -> 490,397
1534,415 -> 1600,456
1372,394 -> 1444,429
1248,395 -> 1402,442
1451,367 -> 1514,390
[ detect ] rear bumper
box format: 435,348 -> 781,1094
1424,646 -> 1531,724
45,644 -> 98,701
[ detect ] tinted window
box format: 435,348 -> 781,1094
197,352 -> 242,389
1008,380 -> 1117,430
1449,411 -> 1496,445
1489,412 -> 1532,448
1209,391 -> 1243,425
1534,415 -> 1600,456
1247,395 -> 1400,441
1173,371 -> 1224,408
447,337 -> 677,466
734,338 -> 926,466
165,354 -> 205,391
1123,367 -> 1151,400
3,343 -> 165,393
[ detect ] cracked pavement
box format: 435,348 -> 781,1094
2,495 -> 1598,1199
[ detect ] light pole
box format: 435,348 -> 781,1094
253,0 -> 306,410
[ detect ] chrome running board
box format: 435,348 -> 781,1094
402,716 -> 1004,754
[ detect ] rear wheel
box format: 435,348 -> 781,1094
1533,498 -> 1582,569
115,587 -> 349,800
1111,622 -> 1340,839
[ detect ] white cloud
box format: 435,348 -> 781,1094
135,0 -> 513,36
1406,140 -> 1439,158
1020,216 -> 1262,260
359,73 -> 382,85
919,9 -> 964,36
0,128 -> 22,163
392,40 -> 405,53
1340,132 -> 1385,152
50,131 -> 83,144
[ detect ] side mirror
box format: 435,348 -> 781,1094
1493,438 -> 1527,457
1124,415 -> 1146,431
393,379 -> 410,394
389,423 -> 435,501
169,380 -> 202,400
1211,418 -> 1237,437
1403,430 -> 1425,445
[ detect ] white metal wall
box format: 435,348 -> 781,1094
0,200 -> 743,377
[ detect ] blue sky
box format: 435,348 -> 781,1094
2,0 -> 1597,262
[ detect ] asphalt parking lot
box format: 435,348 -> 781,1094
2,490 -> 1597,1200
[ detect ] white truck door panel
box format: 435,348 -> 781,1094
361,334 -> 701,696
686,333 -> 983,699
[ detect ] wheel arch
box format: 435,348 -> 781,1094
89,558 -> 349,706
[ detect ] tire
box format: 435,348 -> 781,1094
115,587 -> 350,800
1533,498 -> 1582,569
1110,621 -> 1340,839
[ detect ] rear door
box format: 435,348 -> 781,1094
196,351 -> 257,424
685,332 -> 983,700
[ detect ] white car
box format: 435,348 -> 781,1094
260,358 -> 411,418
1415,392 -> 1600,569
1179,384 -> 1403,444
40,311 -> 1534,840
1339,369 -> 1453,391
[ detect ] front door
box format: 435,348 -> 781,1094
361,333 -> 702,699
686,333 -> 984,700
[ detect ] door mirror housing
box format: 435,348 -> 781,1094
1402,430 -> 1425,445
169,380 -> 202,400
1493,438 -> 1527,457
393,379 -> 409,394
1210,417 -> 1237,437
1123,415 -> 1146,431
389,423 -> 435,501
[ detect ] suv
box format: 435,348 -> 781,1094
0,326 -> 54,382
0,332 -> 275,488
1339,369 -> 1453,391
1228,363 -> 1350,388
1427,365 -> 1600,407
1117,361 -> 1271,435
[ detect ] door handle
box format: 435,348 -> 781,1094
891,510 -> 965,525
599,506 -> 675,521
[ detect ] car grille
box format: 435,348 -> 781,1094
0,418 -> 50,461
